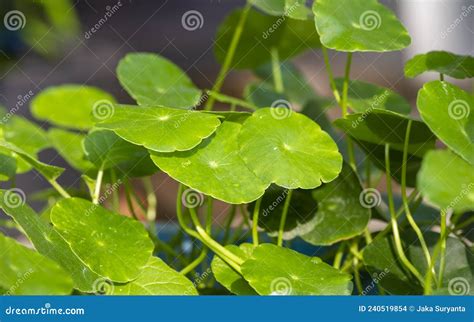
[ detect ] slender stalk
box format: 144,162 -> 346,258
252,197 -> 263,246
333,243 -> 345,269
223,205 -> 237,245
440,73 -> 444,81
401,120 -> 434,280
49,180 -> 71,199
142,177 -> 157,234
110,170 -> 120,211
271,47 -> 284,93
124,185 -> 139,220
321,47 -> 341,103
363,228 -> 372,244
438,209 -> 447,286
350,240 -> 364,294
204,2 -> 251,111
385,144 -> 425,286
277,189 -> 293,247
92,168 -> 104,204
424,210 -> 448,295
341,52 -> 353,117
206,90 -> 257,110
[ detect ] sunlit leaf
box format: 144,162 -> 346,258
313,0 -> 410,52
239,108 -> 342,189
31,85 -> 116,130
51,198 -> 154,282
0,233 -> 73,295
405,51 -> 474,79
250,0 -> 311,20
151,114 -> 267,204
117,53 -> 202,109
112,257 -> 198,295
418,150 -> 474,213
0,191 -> 101,292
417,81 -> 474,165
241,244 -> 353,295
93,105 -> 222,153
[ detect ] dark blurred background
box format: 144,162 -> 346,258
0,0 -> 472,218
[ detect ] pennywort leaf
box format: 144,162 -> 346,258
405,51 -> 474,79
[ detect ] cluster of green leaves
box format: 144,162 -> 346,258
0,0 -> 473,296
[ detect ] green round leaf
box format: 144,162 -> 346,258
0,192 -> 101,292
151,114 -> 268,204
112,257 -> 198,295
93,105 -> 222,153
405,51 -> 474,79
211,243 -> 257,295
31,85 -> 116,130
417,81 -> 474,165
418,150 -> 474,213
302,163 -> 371,245
0,234 -> 73,295
241,244 -> 353,295
117,53 -> 202,109
334,78 -> 411,114
239,108 -> 342,189
51,198 -> 154,282
215,8 -> 320,69
313,0 -> 411,52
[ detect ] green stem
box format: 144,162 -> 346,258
271,47 -> 284,93
204,3 -> 251,111
142,177 -> 157,228
223,205 -> 237,245
424,209 -> 448,294
92,168 -> 104,204
438,209 -> 447,286
180,249 -> 207,275
206,90 -> 257,111
341,52 -> 353,117
124,183 -> 139,220
385,144 -> 425,286
333,243 -> 345,269
350,240 -> 364,294
321,47 -> 341,103
440,73 -> 444,81
49,180 -> 71,199
277,189 -> 293,247
401,120 -> 435,282
252,197 -> 263,246
110,170 -> 120,211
